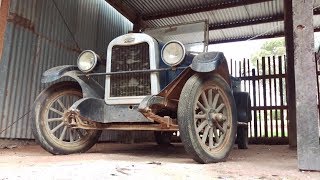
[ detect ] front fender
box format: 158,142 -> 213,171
191,52 -> 226,72
41,65 -> 104,98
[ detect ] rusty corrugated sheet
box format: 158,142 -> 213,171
0,0 -> 138,141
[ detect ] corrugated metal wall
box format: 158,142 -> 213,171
0,0 -> 154,142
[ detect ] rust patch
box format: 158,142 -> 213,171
6,11 -> 81,55
7,12 -> 35,31
0,0 -> 10,62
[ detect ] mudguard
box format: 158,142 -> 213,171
191,52 -> 227,72
41,65 -> 104,99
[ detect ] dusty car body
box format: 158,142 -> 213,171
32,21 -> 251,163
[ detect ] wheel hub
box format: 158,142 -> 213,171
205,108 -> 226,127
63,111 -> 78,127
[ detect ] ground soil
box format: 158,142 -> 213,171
0,142 -> 319,179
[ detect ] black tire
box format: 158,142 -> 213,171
178,74 -> 237,163
237,126 -> 249,149
234,92 -> 252,122
154,131 -> 173,145
32,81 -> 102,155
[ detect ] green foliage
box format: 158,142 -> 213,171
251,38 -> 286,64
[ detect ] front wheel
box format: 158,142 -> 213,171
32,81 -> 102,155
178,74 -> 237,163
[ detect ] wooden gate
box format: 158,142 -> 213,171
229,56 -> 288,144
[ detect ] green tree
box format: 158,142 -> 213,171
251,38 -> 286,63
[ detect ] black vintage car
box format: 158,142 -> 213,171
32,21 -> 251,163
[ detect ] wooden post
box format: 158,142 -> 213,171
284,0 -> 297,147
290,0 -> 320,170
0,0 -> 9,60
133,16 -> 143,33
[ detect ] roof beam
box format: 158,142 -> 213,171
209,7 -> 320,31
209,26 -> 320,44
106,0 -> 137,23
106,0 -> 147,29
142,0 -> 273,21
209,15 -> 283,30
209,32 -> 284,44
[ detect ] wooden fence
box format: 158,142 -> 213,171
229,56 -> 288,144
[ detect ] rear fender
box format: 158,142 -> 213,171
41,65 -> 104,99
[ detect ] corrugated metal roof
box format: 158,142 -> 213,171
112,0 -> 320,44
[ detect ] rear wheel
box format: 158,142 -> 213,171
32,82 -> 102,155
178,74 -> 236,163
237,126 -> 249,149
154,131 -> 173,145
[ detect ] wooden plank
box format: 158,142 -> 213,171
247,59 -> 251,94
273,56 -> 279,137
257,59 -> 262,137
233,59 -> 236,76
252,69 -> 258,138
239,74 -> 286,80
238,61 -> 242,77
278,56 -> 285,138
262,57 -> 268,137
229,59 -> 233,75
251,106 -> 288,110
268,57 -> 273,137
247,59 -> 252,137
243,58 -> 246,91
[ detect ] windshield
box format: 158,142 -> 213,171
144,21 -> 209,52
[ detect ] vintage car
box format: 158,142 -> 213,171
32,21 -> 251,163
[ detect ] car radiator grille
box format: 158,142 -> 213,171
110,42 -> 151,97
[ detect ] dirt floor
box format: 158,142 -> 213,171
0,142 -> 319,179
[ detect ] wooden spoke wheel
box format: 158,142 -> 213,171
32,82 -> 101,155
178,74 -> 236,163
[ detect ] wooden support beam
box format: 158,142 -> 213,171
0,0 -> 9,61
209,26 -> 320,45
209,15 -> 283,30
291,0 -> 320,171
142,0 -> 273,21
105,0 -> 147,30
209,32 -> 284,44
284,0 -> 297,148
209,8 -> 320,31
106,0 -> 136,23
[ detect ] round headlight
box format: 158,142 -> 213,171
77,50 -> 98,73
161,41 -> 186,66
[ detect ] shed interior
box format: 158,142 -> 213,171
0,0 -> 319,170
